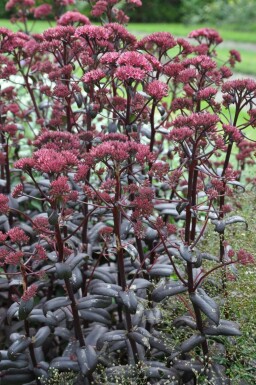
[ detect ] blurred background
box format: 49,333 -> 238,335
1,0 -> 256,30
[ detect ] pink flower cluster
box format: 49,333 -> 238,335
5,0 -> 35,11
33,4 -> 52,19
115,51 -> 152,81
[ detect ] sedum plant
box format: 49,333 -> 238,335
0,1 -> 255,384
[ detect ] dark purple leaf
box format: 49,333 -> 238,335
152,283 -> 187,302
50,357 -> 79,371
190,290 -> 220,325
8,337 -> 31,360
180,333 -> 206,353
118,290 -> 138,314
79,308 -> 111,325
43,297 -> 71,314
33,326 -> 51,348
173,315 -> 197,329
148,264 -> 173,277
76,345 -> 98,375
96,330 -> 127,350
55,263 -> 72,279
19,298 -> 34,321
77,295 -> 112,310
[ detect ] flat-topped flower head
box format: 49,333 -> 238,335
237,249 -> 254,265
105,23 -> 136,46
137,32 -> 177,53
49,176 -> 77,203
43,26 -> 75,42
100,52 -> 120,65
87,136 -> 154,167
0,54 -> 17,78
82,69 -> 105,84
91,0 -> 108,17
7,227 -> 29,244
115,51 -> 152,81
223,124 -> 242,143
57,11 -> 91,26
5,0 -> 35,11
146,80 -> 168,100
33,131 -> 80,152
33,4 -> 52,19
173,112 -> 219,130
188,28 -> 223,46
75,25 -> 111,45
169,112 -> 219,142
222,78 -> 256,94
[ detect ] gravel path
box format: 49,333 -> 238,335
220,40 -> 256,52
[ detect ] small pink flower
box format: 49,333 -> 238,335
7,227 -> 29,244
57,11 -> 90,26
137,32 -> 176,52
91,0 -> 108,17
34,244 -> 47,260
100,52 -> 120,65
188,28 -> 223,45
146,80 -> 168,100
196,87 -> 217,100
222,204 -> 233,214
21,284 -> 37,302
53,84 -> 70,98
237,249 -> 254,265
169,127 -> 193,142
33,4 -> 52,19
229,50 -> 241,67
148,162 -> 169,180
5,250 -> 23,265
207,188 -> 219,200
2,123 -> 17,136
0,194 -> 9,214
33,216 -> 49,233
133,221 -> 145,239
14,157 -> 35,170
167,224 -> 177,235
12,184 -> 23,198
223,124 -> 242,143
82,69 -> 105,84
50,176 -> 71,199
99,226 -> 113,236
0,231 -> 7,243
115,51 -> 152,81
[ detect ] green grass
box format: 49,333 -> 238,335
1,19 -> 256,44
0,19 -> 54,33
128,23 -> 256,44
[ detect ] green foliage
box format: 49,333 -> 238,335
0,0 -> 9,17
181,0 -> 256,30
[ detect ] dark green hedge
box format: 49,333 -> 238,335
127,0 -> 183,23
